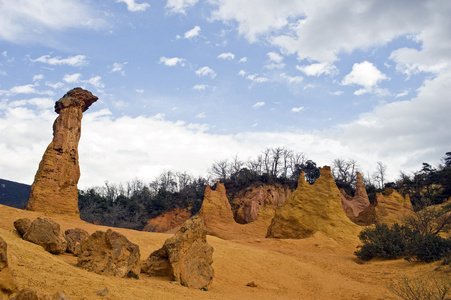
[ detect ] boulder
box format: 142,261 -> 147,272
0,236 -> 18,297
13,218 -> 31,236
341,172 -> 370,219
23,218 -> 67,254
266,166 -> 361,239
231,184 -> 292,224
143,208 -> 192,233
11,288 -> 70,300
26,88 -> 98,216
77,229 -> 140,278
141,216 -> 214,289
64,228 -> 89,254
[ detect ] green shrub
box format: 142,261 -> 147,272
407,234 -> 451,263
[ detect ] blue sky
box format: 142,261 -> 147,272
1,0 -> 450,188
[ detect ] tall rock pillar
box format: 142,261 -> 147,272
26,88 -> 98,215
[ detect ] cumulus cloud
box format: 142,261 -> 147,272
159,57 -> 185,67
291,106 -> 304,112
217,52 -> 235,60
195,66 -> 216,78
252,101 -> 265,109
0,84 -> 54,96
0,0 -> 104,43
116,0 -> 150,12
246,74 -> 269,83
111,62 -> 128,75
62,73 -> 104,91
296,62 -> 338,77
184,26 -> 201,39
166,0 -> 198,14
30,55 -> 88,67
239,57 -> 248,63
280,73 -> 303,84
33,74 -> 44,81
342,61 -> 387,95
267,52 -> 283,63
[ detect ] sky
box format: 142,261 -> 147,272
0,0 -> 450,188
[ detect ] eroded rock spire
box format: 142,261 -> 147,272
26,88 -> 98,215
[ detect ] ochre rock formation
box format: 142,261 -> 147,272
143,207 -> 192,233
22,217 -> 68,254
266,166 -> 361,239
26,88 -> 98,216
0,236 -> 17,297
13,218 -> 31,237
65,228 -> 89,254
141,216 -> 214,289
11,288 -> 69,300
77,229 -> 141,278
341,172 -> 370,219
231,184 -> 292,224
353,188 -> 414,225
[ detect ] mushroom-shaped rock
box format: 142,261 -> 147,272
0,236 -> 18,297
23,218 -> 67,254
77,229 -> 140,278
141,216 -> 214,289
26,88 -> 98,216
266,166 -> 361,239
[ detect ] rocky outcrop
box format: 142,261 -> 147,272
26,88 -> 98,216
141,216 -> 214,289
231,184 -> 292,224
0,236 -> 17,297
266,166 -> 361,239
22,218 -> 67,254
143,208 -> 192,233
77,229 -> 140,278
353,188 -> 414,225
65,228 -> 89,254
341,172 -> 370,219
13,218 -> 31,236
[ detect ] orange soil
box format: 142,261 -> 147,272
0,204 -> 446,300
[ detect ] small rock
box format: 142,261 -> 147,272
13,218 -> 31,236
65,228 -> 89,254
95,287 -> 109,296
246,281 -> 257,288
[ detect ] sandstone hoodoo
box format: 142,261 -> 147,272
141,216 -> 214,289
26,88 -> 98,216
77,229 -> 141,278
0,236 -> 17,297
341,172 -> 370,220
266,166 -> 361,239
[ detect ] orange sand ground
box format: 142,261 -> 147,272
0,204 -> 446,300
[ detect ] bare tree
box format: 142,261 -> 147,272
209,159 -> 229,181
373,161 -> 387,189
332,158 -> 358,187
229,154 -> 244,176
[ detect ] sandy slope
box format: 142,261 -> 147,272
0,204 -> 446,300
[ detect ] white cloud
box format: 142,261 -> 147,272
30,55 -> 88,67
217,52 -> 235,60
239,57 -> 248,63
195,66 -> 216,78
291,106 -> 304,112
296,62 -> 338,77
88,76 -> 104,89
111,62 -> 128,75
252,101 -> 265,109
238,70 -> 247,77
116,0 -> 150,12
45,81 -> 64,89
0,84 -> 54,96
330,91 -> 343,96
395,90 -> 409,98
184,26 -> 201,39
63,73 -> 82,83
267,52 -> 283,63
166,0 -> 198,14
33,74 -> 44,81
196,112 -> 206,118
342,61 -> 387,95
159,57 -> 185,67
0,0 -> 104,43
193,84 -> 208,91
136,89 -> 144,94
246,74 -> 269,83
264,63 -> 285,70
280,73 -> 303,84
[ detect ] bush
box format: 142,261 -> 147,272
355,223 -> 411,260
389,275 -> 451,300
407,234 -> 451,263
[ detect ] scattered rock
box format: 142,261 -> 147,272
266,166 -> 361,239
64,228 -> 89,254
246,281 -> 257,287
26,88 -> 98,216
95,287 -> 109,297
77,229 -> 140,278
141,216 -> 214,289
143,207 -> 192,233
10,288 -> 70,300
0,236 -> 18,297
22,218 -> 67,254
13,218 -> 31,236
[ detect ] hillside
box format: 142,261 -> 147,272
0,204 -> 447,299
0,179 -> 30,209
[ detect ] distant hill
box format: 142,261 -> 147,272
0,178 -> 30,209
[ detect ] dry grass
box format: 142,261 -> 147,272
0,204 -> 448,300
